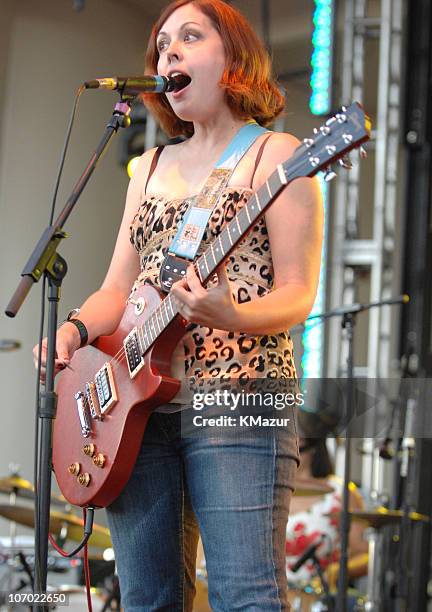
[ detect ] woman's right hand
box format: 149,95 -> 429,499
33,322 -> 81,383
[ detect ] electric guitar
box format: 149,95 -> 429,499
53,102 -> 371,507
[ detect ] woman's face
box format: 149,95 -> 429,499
156,3 -> 227,123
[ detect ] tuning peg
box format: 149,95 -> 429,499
359,145 -> 368,159
324,168 -> 337,182
338,156 -> 353,169
325,144 -> 337,155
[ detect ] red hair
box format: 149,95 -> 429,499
142,0 -> 285,138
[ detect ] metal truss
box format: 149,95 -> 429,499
327,0 -> 405,497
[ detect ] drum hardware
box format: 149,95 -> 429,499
326,509 -> 428,611
0,339 -> 21,351
0,480 -> 115,609
290,535 -> 334,611
0,475 -> 66,507
0,474 -> 115,609
326,508 -> 429,530
288,581 -> 366,611
0,504 -> 112,549
302,296 -> 409,612
294,479 -> 334,497
100,573 -> 120,612
288,582 -> 327,612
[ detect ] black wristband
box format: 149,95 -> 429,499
68,319 -> 88,348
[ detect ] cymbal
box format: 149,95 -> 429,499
328,507 -> 429,529
294,478 -> 334,497
0,339 -> 21,351
0,476 -> 66,507
0,504 -> 111,549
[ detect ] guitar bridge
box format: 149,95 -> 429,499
86,381 -> 102,420
124,328 -> 144,379
75,391 -> 92,438
94,362 -> 118,415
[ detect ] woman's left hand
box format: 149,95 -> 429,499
170,264 -> 240,330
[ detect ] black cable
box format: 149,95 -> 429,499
49,86 -> 85,224
49,507 -> 95,557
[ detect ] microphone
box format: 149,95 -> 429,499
290,534 -> 326,573
83,74 -> 191,96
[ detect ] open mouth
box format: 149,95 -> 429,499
168,72 -> 192,92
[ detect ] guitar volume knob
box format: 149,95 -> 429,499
93,453 -> 106,468
83,444 -> 95,457
68,463 -> 80,476
77,473 -> 91,487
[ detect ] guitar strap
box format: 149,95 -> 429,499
159,121 -> 269,292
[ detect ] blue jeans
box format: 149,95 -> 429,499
106,406 -> 299,611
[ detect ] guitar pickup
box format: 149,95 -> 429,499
124,328 -> 144,379
94,362 -> 118,415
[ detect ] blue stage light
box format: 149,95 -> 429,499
301,0 -> 335,383
309,0 -> 334,116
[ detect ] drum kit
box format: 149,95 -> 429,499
287,505 -> 428,612
0,472 -> 116,610
193,477 -> 429,612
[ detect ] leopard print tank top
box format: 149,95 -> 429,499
129,162 -> 297,403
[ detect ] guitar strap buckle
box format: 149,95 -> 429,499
160,253 -> 190,292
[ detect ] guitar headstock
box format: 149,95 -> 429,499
285,102 -> 372,181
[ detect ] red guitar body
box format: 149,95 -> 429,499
52,284 -> 186,508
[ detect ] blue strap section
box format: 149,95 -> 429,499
215,121 -> 268,169
169,122 -> 269,261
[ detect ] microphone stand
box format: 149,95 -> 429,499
304,295 -> 408,612
336,311 -> 354,612
4,96 -> 133,607
309,552 -> 333,611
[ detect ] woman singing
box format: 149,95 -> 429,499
34,1 -> 323,609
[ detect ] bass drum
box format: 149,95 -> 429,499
193,537 -> 210,612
